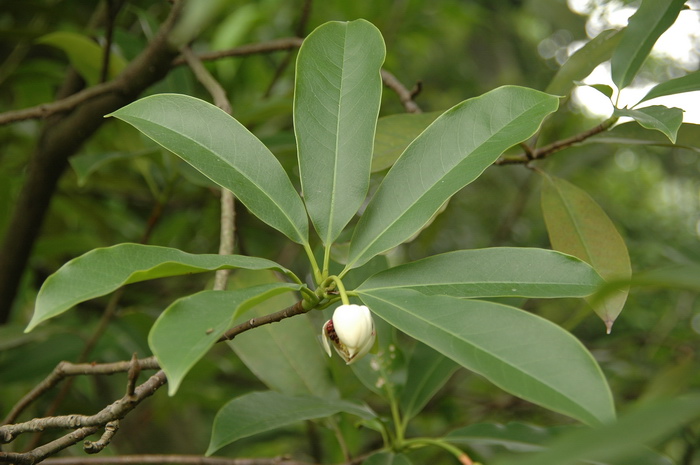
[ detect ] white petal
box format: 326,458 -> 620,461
333,304 -> 373,350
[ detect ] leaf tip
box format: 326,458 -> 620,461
605,319 -> 614,334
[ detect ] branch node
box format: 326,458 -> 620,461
83,421 -> 119,454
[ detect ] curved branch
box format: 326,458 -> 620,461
42,455 -> 314,465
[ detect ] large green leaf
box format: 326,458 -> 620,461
226,271 -> 337,398
638,69 -> 700,104
295,20 -> 385,245
207,391 -> 376,454
363,452 -> 414,465
614,105 -> 684,143
372,112 -> 441,173
358,247 -> 604,298
37,31 -> 127,86
611,0 -> 686,90
357,289 -> 615,426
495,395 -> 700,465
27,243 -> 297,332
540,175 -> 631,333
546,29 -> 622,97
108,94 -> 309,245
399,342 -> 458,422
344,86 -> 559,270
149,283 -> 301,395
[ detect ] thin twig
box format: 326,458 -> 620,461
83,420 -> 119,454
219,300 -> 307,342
170,38 -> 304,67
380,69 -> 422,114
42,455 -> 314,465
496,116 -> 618,165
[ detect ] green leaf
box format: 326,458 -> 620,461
495,395 -> 700,465
295,20 -> 385,245
399,342 -> 458,422
611,0 -> 686,90
36,31 -> 127,86
108,94 -> 309,245
546,29 -> 622,97
638,69 -> 700,104
363,452 -> 414,465
357,289 -> 615,426
226,271 -> 337,398
358,247 -> 604,298
207,391 -> 376,454
345,86 -> 559,270
28,243 -> 296,332
69,150 -> 147,186
587,121 -> 700,153
586,83 -> 614,100
446,422 -> 556,452
540,175 -> 631,333
148,283 -> 301,395
372,112 -> 442,173
614,105 -> 684,143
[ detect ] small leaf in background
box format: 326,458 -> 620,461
540,174 -> 631,333
638,69 -> 700,104
28,243 -> 297,332
69,150 -> 146,186
585,83 -> 614,100
372,112 -> 441,172
362,452 -> 414,465
345,86 -> 559,270
358,288 -> 615,426
148,283 -> 301,396
295,19 -> 385,245
446,422 -> 557,453
614,105 -> 684,143
226,271 -> 337,398
207,391 -> 376,455
358,247 -> 604,299
108,94 -> 309,246
399,342 -> 458,422
546,29 -> 622,97
495,395 -> 700,465
36,31 -> 127,85
611,0 -> 686,90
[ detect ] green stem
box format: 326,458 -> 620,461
303,242 -> 323,285
322,243 -> 331,280
325,275 -> 350,305
403,438 -> 474,464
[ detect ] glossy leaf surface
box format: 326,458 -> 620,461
611,0 -> 686,89
207,391 -> 375,454
28,243 -> 295,332
149,283 -> 301,395
541,175 -> 631,332
109,94 -> 309,245
638,69 -> 700,104
358,247 -> 604,298
295,20 -> 385,245
346,86 -> 559,270
358,289 -> 615,426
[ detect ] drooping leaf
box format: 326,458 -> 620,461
207,391 -> 376,455
372,112 -> 441,172
540,174 -> 631,333
149,283 -> 302,395
226,271 -> 337,398
546,29 -> 622,97
399,342 -> 458,422
362,452 -> 414,465
495,395 -> 700,465
611,0 -> 686,90
638,69 -> 700,104
295,20 -> 385,245
28,243 -> 297,332
36,31 -> 127,86
358,247 -> 604,298
345,86 -> 559,270
108,94 -> 309,245
357,289 -> 615,426
587,121 -> 700,153
614,105 -> 684,143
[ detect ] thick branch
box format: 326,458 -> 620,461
42,456 -> 314,465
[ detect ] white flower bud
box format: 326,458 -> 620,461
322,304 -> 376,365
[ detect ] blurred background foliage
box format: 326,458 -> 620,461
0,0 -> 699,463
